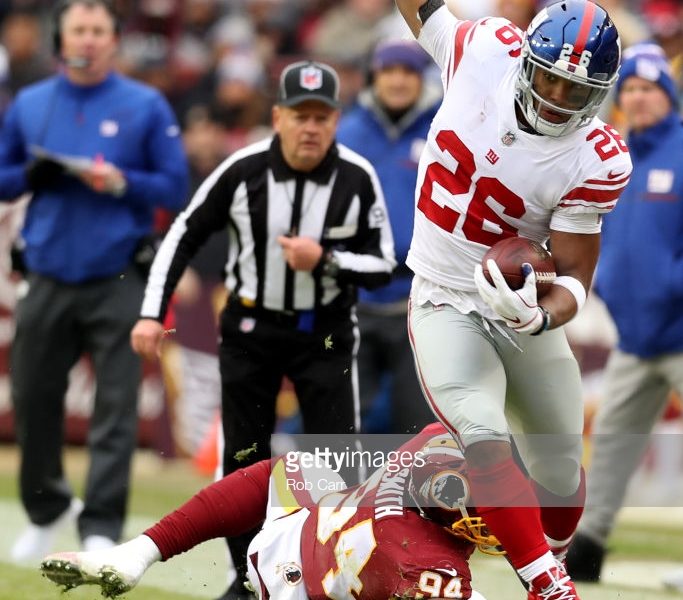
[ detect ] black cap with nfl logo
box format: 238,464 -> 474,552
277,60 -> 340,109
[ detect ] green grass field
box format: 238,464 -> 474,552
1,444 -> 682,600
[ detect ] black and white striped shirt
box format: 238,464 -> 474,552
141,135 -> 396,321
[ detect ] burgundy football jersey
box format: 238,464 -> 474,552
301,424 -> 476,599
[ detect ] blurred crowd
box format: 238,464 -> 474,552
0,0 -> 680,144
0,0 -> 681,462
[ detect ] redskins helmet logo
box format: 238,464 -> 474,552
277,562 -> 303,586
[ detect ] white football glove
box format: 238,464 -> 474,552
474,259 -> 544,334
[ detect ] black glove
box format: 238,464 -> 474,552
24,158 -> 65,191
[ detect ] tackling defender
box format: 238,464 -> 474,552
395,1 -> 631,599
41,423 -> 491,599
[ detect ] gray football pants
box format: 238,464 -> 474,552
11,268 -> 144,541
578,348 -> 683,544
408,302 -> 584,496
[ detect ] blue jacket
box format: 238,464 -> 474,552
337,86 -> 440,304
0,72 -> 189,283
595,111 -> 683,357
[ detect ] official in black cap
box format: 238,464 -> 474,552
130,59 -> 396,599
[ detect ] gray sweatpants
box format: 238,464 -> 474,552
578,348 -> 683,544
11,267 -> 144,542
408,302 -> 584,496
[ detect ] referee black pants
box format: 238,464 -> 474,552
218,301 -> 360,582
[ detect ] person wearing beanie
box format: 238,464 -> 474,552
336,38 -> 440,434
616,42 -> 680,109
566,42 -> 683,584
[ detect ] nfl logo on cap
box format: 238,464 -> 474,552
278,60 -> 340,108
300,65 -> 323,91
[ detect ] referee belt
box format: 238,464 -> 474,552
228,294 -> 349,331
229,294 -> 307,328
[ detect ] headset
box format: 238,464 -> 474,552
52,0 -> 122,60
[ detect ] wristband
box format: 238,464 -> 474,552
530,306 -> 551,336
552,276 -> 587,311
419,0 -> 445,23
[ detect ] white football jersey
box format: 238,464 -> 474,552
407,6 -> 632,311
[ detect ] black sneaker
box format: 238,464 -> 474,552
565,532 -> 605,582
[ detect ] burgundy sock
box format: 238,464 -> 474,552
145,460 -> 271,560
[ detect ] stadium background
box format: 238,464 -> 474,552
0,0 -> 681,597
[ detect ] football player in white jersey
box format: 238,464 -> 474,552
395,1 -> 631,599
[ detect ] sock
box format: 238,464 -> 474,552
468,457 -> 548,569
126,535 -> 162,570
517,551 -> 558,584
144,459 -> 272,560
533,466 -> 586,544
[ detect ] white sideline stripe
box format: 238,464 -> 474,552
0,499 -> 230,598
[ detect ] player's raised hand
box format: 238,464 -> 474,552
474,260 -> 544,334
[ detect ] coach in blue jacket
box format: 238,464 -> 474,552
0,0 -> 188,562
567,43 -> 683,582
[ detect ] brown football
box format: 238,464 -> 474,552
482,237 -> 556,298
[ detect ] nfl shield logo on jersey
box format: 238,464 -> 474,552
300,65 -> 323,91
501,131 -> 516,146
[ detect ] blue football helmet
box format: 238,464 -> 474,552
515,0 -> 621,137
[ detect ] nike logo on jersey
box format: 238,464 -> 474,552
501,315 -> 521,324
607,170 -> 625,179
436,568 -> 459,577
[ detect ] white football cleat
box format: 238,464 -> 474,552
82,535 -> 116,552
40,535 -> 161,598
11,497 -> 84,564
527,563 -> 579,600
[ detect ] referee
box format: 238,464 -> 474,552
131,60 -> 396,599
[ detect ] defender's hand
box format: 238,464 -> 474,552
474,260 -> 544,334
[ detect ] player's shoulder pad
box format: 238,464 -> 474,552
580,120 -> 633,183
463,17 -> 524,60
443,16 -> 523,84
559,123 -> 633,214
